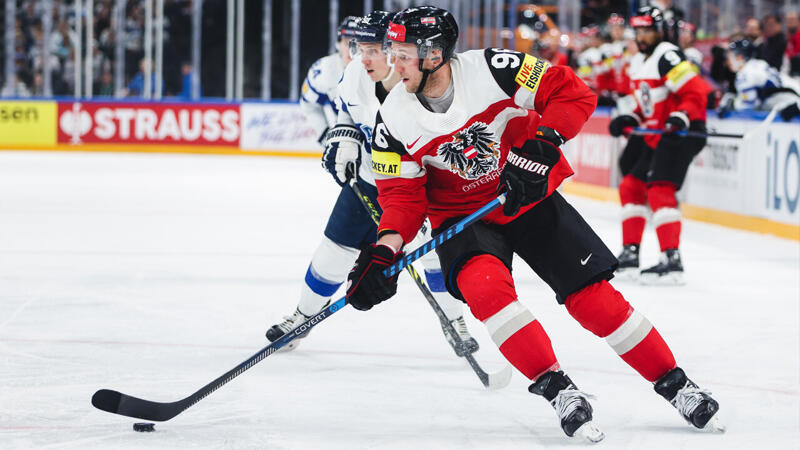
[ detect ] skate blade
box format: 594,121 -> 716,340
639,271 -> 685,286
701,414 -> 726,433
272,333 -> 309,353
573,421 -> 605,443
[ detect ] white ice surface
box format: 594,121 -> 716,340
0,151 -> 797,449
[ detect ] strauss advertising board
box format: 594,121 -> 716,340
57,102 -> 241,146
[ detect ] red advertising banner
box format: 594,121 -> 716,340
563,114 -> 616,187
57,102 -> 240,146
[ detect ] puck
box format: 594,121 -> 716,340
133,422 -> 155,432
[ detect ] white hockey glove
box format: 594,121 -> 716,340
322,124 -> 363,186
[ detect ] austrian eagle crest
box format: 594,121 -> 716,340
437,122 -> 500,180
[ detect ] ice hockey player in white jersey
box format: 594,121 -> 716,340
299,16 -> 360,147
718,38 -> 800,121
266,11 -> 478,355
343,5 -> 723,442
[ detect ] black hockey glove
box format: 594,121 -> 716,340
608,114 -> 640,137
346,243 -> 403,311
499,133 -> 561,217
322,124 -> 363,186
664,111 -> 690,134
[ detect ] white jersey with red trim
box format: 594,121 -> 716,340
370,48 -> 596,243
577,47 -> 603,89
627,41 -> 709,147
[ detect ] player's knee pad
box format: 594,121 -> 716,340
564,281 -> 633,338
619,174 -> 647,206
306,236 -> 359,296
456,254 -> 517,322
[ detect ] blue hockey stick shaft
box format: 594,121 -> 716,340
382,194 -> 506,278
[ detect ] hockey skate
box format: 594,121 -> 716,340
654,367 -> 725,432
442,316 -> 480,357
615,244 -> 640,280
529,371 -> 605,443
640,248 -> 685,285
265,305 -> 324,352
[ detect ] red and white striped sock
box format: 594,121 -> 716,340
458,255 -> 559,380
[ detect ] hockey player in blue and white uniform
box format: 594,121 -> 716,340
718,38 -> 800,120
299,16 -> 360,146
266,11 -> 478,354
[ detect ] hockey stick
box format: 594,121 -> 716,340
91,194 -> 506,421
624,127 -> 744,139
623,100 -> 797,140
383,194 -> 506,277
347,176 -> 512,390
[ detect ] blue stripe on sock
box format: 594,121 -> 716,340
424,269 -> 447,293
305,265 -> 342,297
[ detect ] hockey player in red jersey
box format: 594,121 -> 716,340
344,5 -> 723,442
609,6 -> 710,284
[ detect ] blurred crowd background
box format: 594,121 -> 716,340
1,0 -> 799,112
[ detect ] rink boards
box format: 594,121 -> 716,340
1,99 -> 798,240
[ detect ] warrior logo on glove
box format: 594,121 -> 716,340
437,122 -> 500,180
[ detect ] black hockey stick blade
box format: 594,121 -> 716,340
91,297 -> 348,421
92,389 -> 186,422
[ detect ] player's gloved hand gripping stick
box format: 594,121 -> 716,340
346,173 -> 512,389
91,193 -> 507,422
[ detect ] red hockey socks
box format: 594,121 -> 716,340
457,255 -> 559,380
619,175 -> 648,246
647,182 -> 681,251
565,281 -> 676,382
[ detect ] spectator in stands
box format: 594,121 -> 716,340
178,62 -> 200,98
126,58 -> 162,97
745,18 -> 763,45
760,14 -> 787,70
96,69 -> 115,97
786,10 -> 800,76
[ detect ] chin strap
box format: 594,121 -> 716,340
415,58 -> 447,94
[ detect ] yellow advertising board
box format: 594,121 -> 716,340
0,101 -> 57,148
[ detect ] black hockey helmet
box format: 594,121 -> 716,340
387,6 -> 459,62
728,38 -> 758,60
386,6 -> 458,93
630,6 -> 666,32
351,11 -> 396,45
338,16 -> 360,41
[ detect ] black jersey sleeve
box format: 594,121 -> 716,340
483,48 -> 551,102
370,111 -> 410,177
657,48 -> 689,77
483,48 -> 527,97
